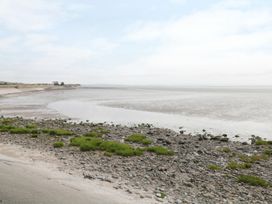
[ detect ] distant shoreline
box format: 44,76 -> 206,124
0,83 -> 80,97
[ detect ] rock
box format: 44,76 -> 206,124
175,199 -> 182,204
210,136 -> 222,141
83,173 -> 94,180
155,197 -> 164,202
220,138 -> 229,142
197,149 -> 204,154
157,138 -> 171,145
126,189 -> 132,194
183,181 -> 193,188
156,193 -> 162,197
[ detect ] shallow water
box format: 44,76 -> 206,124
1,86 -> 272,141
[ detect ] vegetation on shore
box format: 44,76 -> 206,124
205,138 -> 272,188
0,118 -> 173,157
208,164 -> 222,171
53,141 -> 64,148
125,133 -> 152,145
70,136 -> 173,156
238,175 -> 270,187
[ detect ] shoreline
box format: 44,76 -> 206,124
0,84 -> 80,97
0,117 -> 272,203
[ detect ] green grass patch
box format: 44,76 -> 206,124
237,175 -> 270,187
208,164 -> 222,171
0,125 -> 15,132
94,127 -> 110,134
9,128 -> 31,134
70,137 -> 144,156
255,139 -> 272,146
53,142 -> 64,148
0,118 -> 15,125
79,138 -> 104,151
84,127 -> 110,137
99,141 -> 144,156
104,152 -> 113,157
227,161 -> 252,170
25,124 -> 37,129
42,128 -> 73,136
146,146 -> 174,155
29,129 -> 40,134
125,133 -> 152,145
84,131 -> 103,137
239,154 -> 269,163
70,136 -> 89,146
9,127 -> 40,134
263,149 -> 272,156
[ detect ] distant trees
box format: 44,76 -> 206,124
52,81 -> 65,86
0,81 -> 8,85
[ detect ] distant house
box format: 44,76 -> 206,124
53,81 -> 59,86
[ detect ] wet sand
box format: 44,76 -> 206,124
0,144 -> 149,204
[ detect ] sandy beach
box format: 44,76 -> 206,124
0,87 -> 45,96
0,84 -> 79,97
0,143 -> 151,204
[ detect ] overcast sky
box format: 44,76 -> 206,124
0,0 -> 271,85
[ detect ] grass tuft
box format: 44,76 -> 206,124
237,175 -> 270,187
84,131 -> 103,138
239,154 -> 269,163
0,125 -> 15,132
263,149 -> 272,156
255,138 -> 272,146
104,152 -> 113,157
94,127 -> 110,134
99,141 -> 143,156
227,161 -> 252,170
208,164 -> 222,171
70,137 -> 144,156
26,124 -> 37,129
53,142 -> 64,148
0,118 -> 15,125
146,146 -> 174,155
79,138 -> 104,151
125,133 -> 152,145
31,134 -> 38,138
42,129 -> 73,136
9,128 -> 31,134
8,127 -> 40,134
